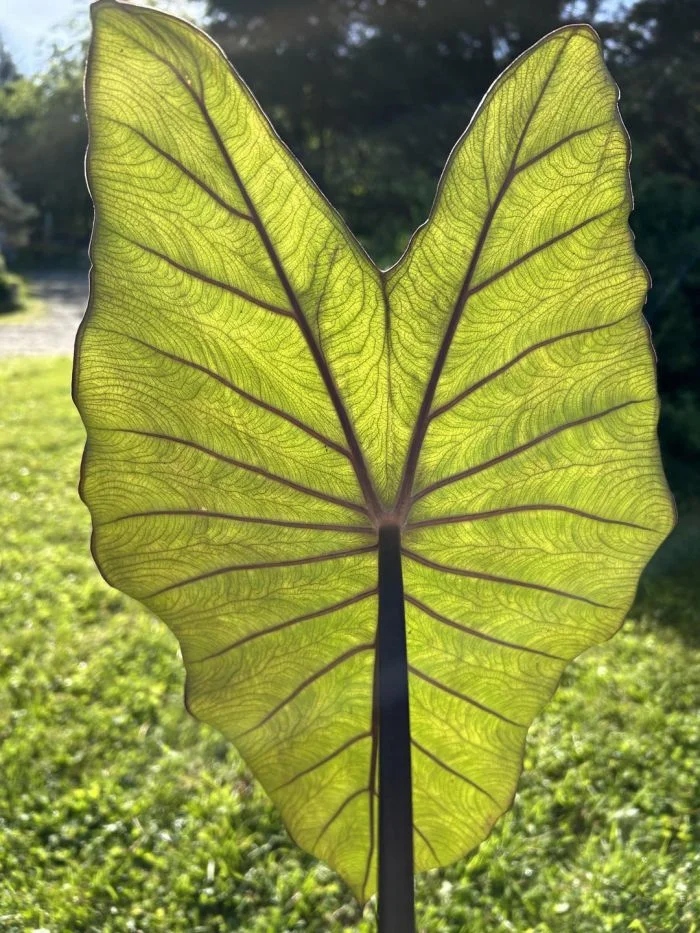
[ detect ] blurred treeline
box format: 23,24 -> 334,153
0,0 -> 697,502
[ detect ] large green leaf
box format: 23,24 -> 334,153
75,0 -> 675,903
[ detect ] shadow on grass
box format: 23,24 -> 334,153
0,291 -> 46,326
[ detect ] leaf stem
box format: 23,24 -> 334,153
377,524 -> 415,932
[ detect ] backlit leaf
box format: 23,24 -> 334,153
75,0 -> 675,902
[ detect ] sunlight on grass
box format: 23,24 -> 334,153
0,357 -> 698,932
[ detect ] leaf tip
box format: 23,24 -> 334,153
90,0 -> 148,28
558,22 -> 602,46
90,0 -> 120,20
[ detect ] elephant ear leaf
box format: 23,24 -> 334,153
75,0 -> 675,905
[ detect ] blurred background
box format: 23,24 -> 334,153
0,1 -> 697,930
1,0 -> 698,518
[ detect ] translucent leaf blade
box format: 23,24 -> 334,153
76,3 -> 675,905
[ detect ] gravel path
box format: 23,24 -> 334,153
0,272 -> 89,358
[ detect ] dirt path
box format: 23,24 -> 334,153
0,272 -> 89,358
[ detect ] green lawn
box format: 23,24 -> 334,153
0,357 -> 698,932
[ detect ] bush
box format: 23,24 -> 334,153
0,253 -> 25,313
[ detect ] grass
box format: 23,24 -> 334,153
0,356 -> 698,933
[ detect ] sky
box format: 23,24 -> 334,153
0,0 -> 205,75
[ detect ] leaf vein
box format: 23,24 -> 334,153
270,731 -> 372,793
128,23 -> 381,515
147,546 -> 377,597
362,642 -> 380,903
237,642 -> 374,740
315,787 -> 370,848
414,398 -> 652,502
408,665 -> 525,727
101,509 -> 370,533
411,739 -> 500,806
195,589 -> 377,661
402,548 -> 616,609
413,821 -> 440,863
404,594 -> 564,659
109,428 -> 367,516
407,502 -> 653,532
429,314 -> 634,420
93,326 -> 351,458
104,116 -> 254,221
515,120 -> 609,175
395,33 -> 575,514
464,206 -> 618,299
110,228 -> 294,318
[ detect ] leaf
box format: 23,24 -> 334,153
75,0 -> 675,903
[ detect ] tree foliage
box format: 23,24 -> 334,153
0,36 -> 34,311
202,0 -> 575,262
603,1 -> 700,491
0,0 -> 696,486
0,48 -> 90,257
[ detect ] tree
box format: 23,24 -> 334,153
200,0 -> 577,261
0,38 -> 34,311
0,37 -> 35,251
0,36 -> 19,86
597,0 -> 700,495
0,46 -> 90,259
0,159 -> 36,252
